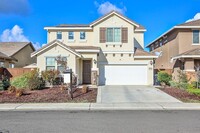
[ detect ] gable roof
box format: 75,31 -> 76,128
171,48 -> 200,61
134,48 -> 158,58
90,11 -> 145,30
146,19 -> 200,48
0,51 -> 12,60
31,40 -> 82,58
0,42 -> 35,56
44,11 -> 146,31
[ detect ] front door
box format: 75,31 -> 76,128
82,60 -> 91,84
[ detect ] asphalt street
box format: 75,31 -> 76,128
0,110 -> 200,133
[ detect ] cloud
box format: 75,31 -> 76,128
186,13 -> 200,22
0,0 -> 30,16
95,1 -> 127,15
0,25 -> 41,50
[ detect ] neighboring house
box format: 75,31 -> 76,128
146,19 -> 200,81
0,42 -> 36,68
31,11 -> 157,85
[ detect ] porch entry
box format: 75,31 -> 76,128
82,60 -> 91,84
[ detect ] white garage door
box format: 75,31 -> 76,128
99,64 -> 148,85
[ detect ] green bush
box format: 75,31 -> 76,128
187,88 -> 200,96
157,71 -> 172,85
178,82 -> 189,90
169,81 -> 178,88
11,69 -> 44,90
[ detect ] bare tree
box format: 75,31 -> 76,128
55,55 -> 68,70
195,64 -> 200,89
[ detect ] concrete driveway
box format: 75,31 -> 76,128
97,85 -> 181,103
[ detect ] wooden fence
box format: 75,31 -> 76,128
6,68 -> 32,79
0,68 -> 32,80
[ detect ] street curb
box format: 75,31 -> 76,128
1,103 -> 200,111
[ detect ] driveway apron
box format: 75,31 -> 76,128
98,85 -> 181,103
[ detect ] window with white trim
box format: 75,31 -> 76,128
80,31 -> 86,40
106,28 -> 121,42
68,31 -> 74,40
46,57 -> 67,72
9,63 -> 14,68
0,61 -> 4,67
46,57 -> 55,70
57,31 -> 62,40
193,30 -> 199,44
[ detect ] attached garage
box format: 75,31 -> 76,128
99,64 -> 148,85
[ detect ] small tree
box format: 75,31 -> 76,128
55,55 -> 68,71
157,71 -> 172,85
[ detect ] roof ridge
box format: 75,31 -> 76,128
177,19 -> 200,26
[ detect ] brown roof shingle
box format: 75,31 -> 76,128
177,19 -> 200,26
134,48 -> 156,56
176,48 -> 200,56
0,42 -> 34,56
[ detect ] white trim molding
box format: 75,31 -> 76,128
103,51 -> 135,54
75,49 -> 100,53
98,61 -> 149,65
134,56 -> 158,58
44,27 -> 92,30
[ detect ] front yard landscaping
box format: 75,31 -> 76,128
0,87 -> 97,103
157,70 -> 200,103
159,86 -> 200,102
0,68 -> 97,103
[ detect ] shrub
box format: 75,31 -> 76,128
157,71 -> 172,85
11,74 -> 29,89
11,69 -> 44,90
1,75 -> 10,90
41,70 -> 60,85
191,81 -> 200,89
177,70 -> 188,83
187,88 -> 200,96
169,81 -> 178,88
178,82 -> 189,90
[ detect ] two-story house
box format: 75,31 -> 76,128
147,19 -> 200,81
31,11 -> 156,85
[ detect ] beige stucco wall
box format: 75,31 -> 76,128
178,29 -> 200,53
48,30 -> 94,46
0,60 -> 9,68
134,58 -> 154,85
152,30 -> 179,69
36,44 -> 76,72
184,58 -> 195,71
13,45 -> 36,68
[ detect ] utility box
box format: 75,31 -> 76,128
63,69 -> 72,84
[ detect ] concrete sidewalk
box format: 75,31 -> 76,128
1,103 -> 200,111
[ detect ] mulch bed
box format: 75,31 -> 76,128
160,86 -> 200,102
0,87 -> 97,103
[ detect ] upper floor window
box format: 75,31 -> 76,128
57,31 -> 62,40
80,31 -> 86,40
68,31 -> 74,40
106,28 -> 121,42
193,30 -> 199,44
